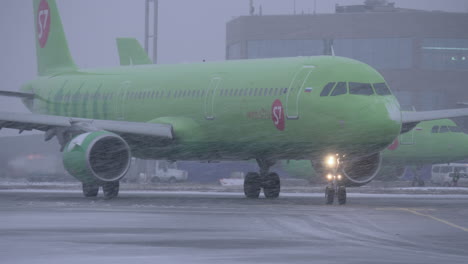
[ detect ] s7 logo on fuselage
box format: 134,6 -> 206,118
271,100 -> 285,131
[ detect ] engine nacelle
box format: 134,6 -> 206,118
63,131 -> 131,183
341,153 -> 382,186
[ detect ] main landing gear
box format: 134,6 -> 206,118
323,154 -> 347,205
82,181 -> 120,199
244,159 -> 281,199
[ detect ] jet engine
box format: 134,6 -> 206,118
62,131 -> 131,183
341,153 -> 382,186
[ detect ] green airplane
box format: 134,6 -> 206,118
115,39 -> 468,188
282,119 -> 468,184
2,0 -> 468,204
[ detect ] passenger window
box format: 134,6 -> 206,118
331,82 -> 347,96
283,88 -> 288,94
233,89 -> 238,96
439,126 -> 449,133
432,166 -> 440,173
449,126 -> 462,133
258,88 -> 263,96
349,82 -> 374,96
264,88 -> 269,96
431,126 -> 439,133
373,83 -> 391,95
273,88 -> 278,96
249,88 -> 254,96
269,88 -> 273,96
320,82 -> 335,97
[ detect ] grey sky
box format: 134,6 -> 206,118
0,0 -> 467,136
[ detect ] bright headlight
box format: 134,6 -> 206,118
326,156 -> 335,167
337,175 -> 342,180
327,174 -> 333,180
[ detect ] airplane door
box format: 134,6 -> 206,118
204,77 -> 222,120
285,66 -> 315,120
116,81 -> 130,120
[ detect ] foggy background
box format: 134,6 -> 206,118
1,0 -> 467,136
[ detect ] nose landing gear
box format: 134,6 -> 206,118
323,154 -> 347,205
325,179 -> 347,205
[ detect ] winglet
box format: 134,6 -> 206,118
116,38 -> 152,66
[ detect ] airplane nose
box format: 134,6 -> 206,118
356,99 -> 402,150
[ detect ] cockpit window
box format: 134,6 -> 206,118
431,126 -> 439,133
449,126 -> 463,133
373,83 -> 392,95
320,82 -> 336,97
439,126 -> 449,133
349,82 -> 374,96
330,82 -> 347,96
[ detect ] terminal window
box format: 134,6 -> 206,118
422,38 -> 468,70
247,39 -> 323,59
227,43 -> 241,60
333,38 -> 412,69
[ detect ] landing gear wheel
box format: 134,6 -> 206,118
337,186 -> 347,205
325,186 -> 335,205
263,172 -> 280,199
244,172 -> 261,199
82,183 -> 99,197
102,181 -> 120,199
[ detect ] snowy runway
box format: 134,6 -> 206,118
1,190 -> 467,264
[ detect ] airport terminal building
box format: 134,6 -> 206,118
226,1 -> 468,124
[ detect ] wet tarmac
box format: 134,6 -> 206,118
1,190 -> 467,264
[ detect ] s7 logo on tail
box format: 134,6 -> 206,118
37,0 -> 51,48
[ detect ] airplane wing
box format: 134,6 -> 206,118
0,112 -> 173,148
0,91 -> 35,99
401,108 -> 468,123
400,108 -> 468,133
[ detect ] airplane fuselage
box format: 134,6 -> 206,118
23,56 -> 402,161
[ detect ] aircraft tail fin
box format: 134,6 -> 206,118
116,38 -> 152,66
33,0 -> 77,76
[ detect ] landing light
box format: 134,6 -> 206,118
327,174 -> 333,180
337,175 -> 342,180
326,156 -> 336,167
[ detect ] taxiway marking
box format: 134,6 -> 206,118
377,207 -> 468,232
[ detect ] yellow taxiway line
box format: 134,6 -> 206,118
377,207 -> 468,232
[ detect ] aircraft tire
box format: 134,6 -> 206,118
102,181 -> 120,199
325,187 -> 335,205
263,172 -> 280,199
82,183 -> 99,197
244,172 -> 261,199
338,186 -> 346,205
